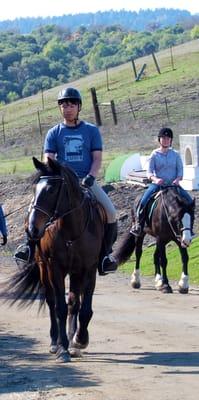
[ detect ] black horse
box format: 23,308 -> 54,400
6,157 -> 106,361
115,186 -> 195,293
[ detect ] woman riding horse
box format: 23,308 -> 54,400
130,127 -> 195,237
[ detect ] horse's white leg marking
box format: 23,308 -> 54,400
181,213 -> 192,247
155,273 -> 163,290
178,272 -> 189,290
131,269 -> 141,288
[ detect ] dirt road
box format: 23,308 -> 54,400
1,256 -> 199,400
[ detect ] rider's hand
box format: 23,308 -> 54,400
172,178 -> 180,185
82,174 -> 95,187
155,177 -> 164,185
1,235 -> 7,246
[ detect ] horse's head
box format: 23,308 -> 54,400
27,157 -> 81,240
163,187 -> 195,247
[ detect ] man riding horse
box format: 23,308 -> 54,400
15,87 -> 117,275
130,127 -> 195,237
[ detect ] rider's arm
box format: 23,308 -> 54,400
147,150 -> 164,184
172,152 -> 183,185
89,150 -> 102,178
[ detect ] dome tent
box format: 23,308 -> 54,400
105,153 -> 143,183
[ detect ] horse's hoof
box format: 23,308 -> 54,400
131,281 -> 141,289
178,287 -> 189,294
72,332 -> 89,349
69,347 -> 82,358
155,282 -> 163,290
49,344 -> 58,354
131,271 -> 141,289
161,284 -> 173,294
56,348 -> 71,363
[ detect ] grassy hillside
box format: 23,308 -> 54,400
0,39 -> 199,175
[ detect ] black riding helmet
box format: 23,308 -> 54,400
158,127 -> 173,140
57,87 -> 82,105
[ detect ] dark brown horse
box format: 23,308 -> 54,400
7,157 -> 105,361
115,186 -> 195,294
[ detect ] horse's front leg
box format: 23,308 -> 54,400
153,245 -> 163,290
45,285 -> 59,354
158,241 -> 173,293
68,270 -> 96,356
131,236 -> 144,289
67,275 -> 81,357
54,282 -> 70,362
178,245 -> 189,294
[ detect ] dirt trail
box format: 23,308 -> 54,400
1,256 -> 199,400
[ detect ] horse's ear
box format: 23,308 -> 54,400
32,157 -> 48,174
47,157 -> 61,174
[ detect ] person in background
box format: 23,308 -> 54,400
130,127 -> 195,236
15,87 -> 117,274
0,204 -> 7,246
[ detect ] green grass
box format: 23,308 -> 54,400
119,236 -> 199,285
0,156 -> 37,175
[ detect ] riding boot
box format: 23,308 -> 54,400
14,238 -> 36,265
98,222 -> 118,275
130,206 -> 144,236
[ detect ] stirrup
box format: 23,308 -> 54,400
130,223 -> 141,237
101,255 -> 117,274
14,244 -> 31,265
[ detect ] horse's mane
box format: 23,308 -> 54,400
159,186 -> 194,220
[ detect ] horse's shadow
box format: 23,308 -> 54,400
0,331 -> 100,395
85,351 -> 199,372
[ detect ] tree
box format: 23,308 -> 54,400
191,25 -> 199,39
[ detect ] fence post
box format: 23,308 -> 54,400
151,52 -> 161,74
90,87 -> 102,126
106,67 -> 110,91
37,110 -> 42,137
41,88 -> 45,110
1,115 -> 5,144
131,58 -> 137,80
164,97 -> 169,120
110,100 -> 117,125
135,63 -> 147,81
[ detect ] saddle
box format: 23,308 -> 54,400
81,187 -> 107,229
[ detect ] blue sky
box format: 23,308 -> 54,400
0,0 -> 198,21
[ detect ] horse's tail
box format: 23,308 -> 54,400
114,232 -> 136,265
2,263 -> 45,311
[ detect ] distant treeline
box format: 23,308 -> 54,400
0,8 -> 197,34
0,16 -> 199,104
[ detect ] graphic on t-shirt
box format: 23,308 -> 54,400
63,135 -> 84,162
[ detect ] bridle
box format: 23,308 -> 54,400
30,175 -> 87,228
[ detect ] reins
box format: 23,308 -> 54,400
160,187 -> 190,242
32,174 -> 92,245
160,190 -> 181,241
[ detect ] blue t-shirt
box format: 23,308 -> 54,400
44,121 -> 103,178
